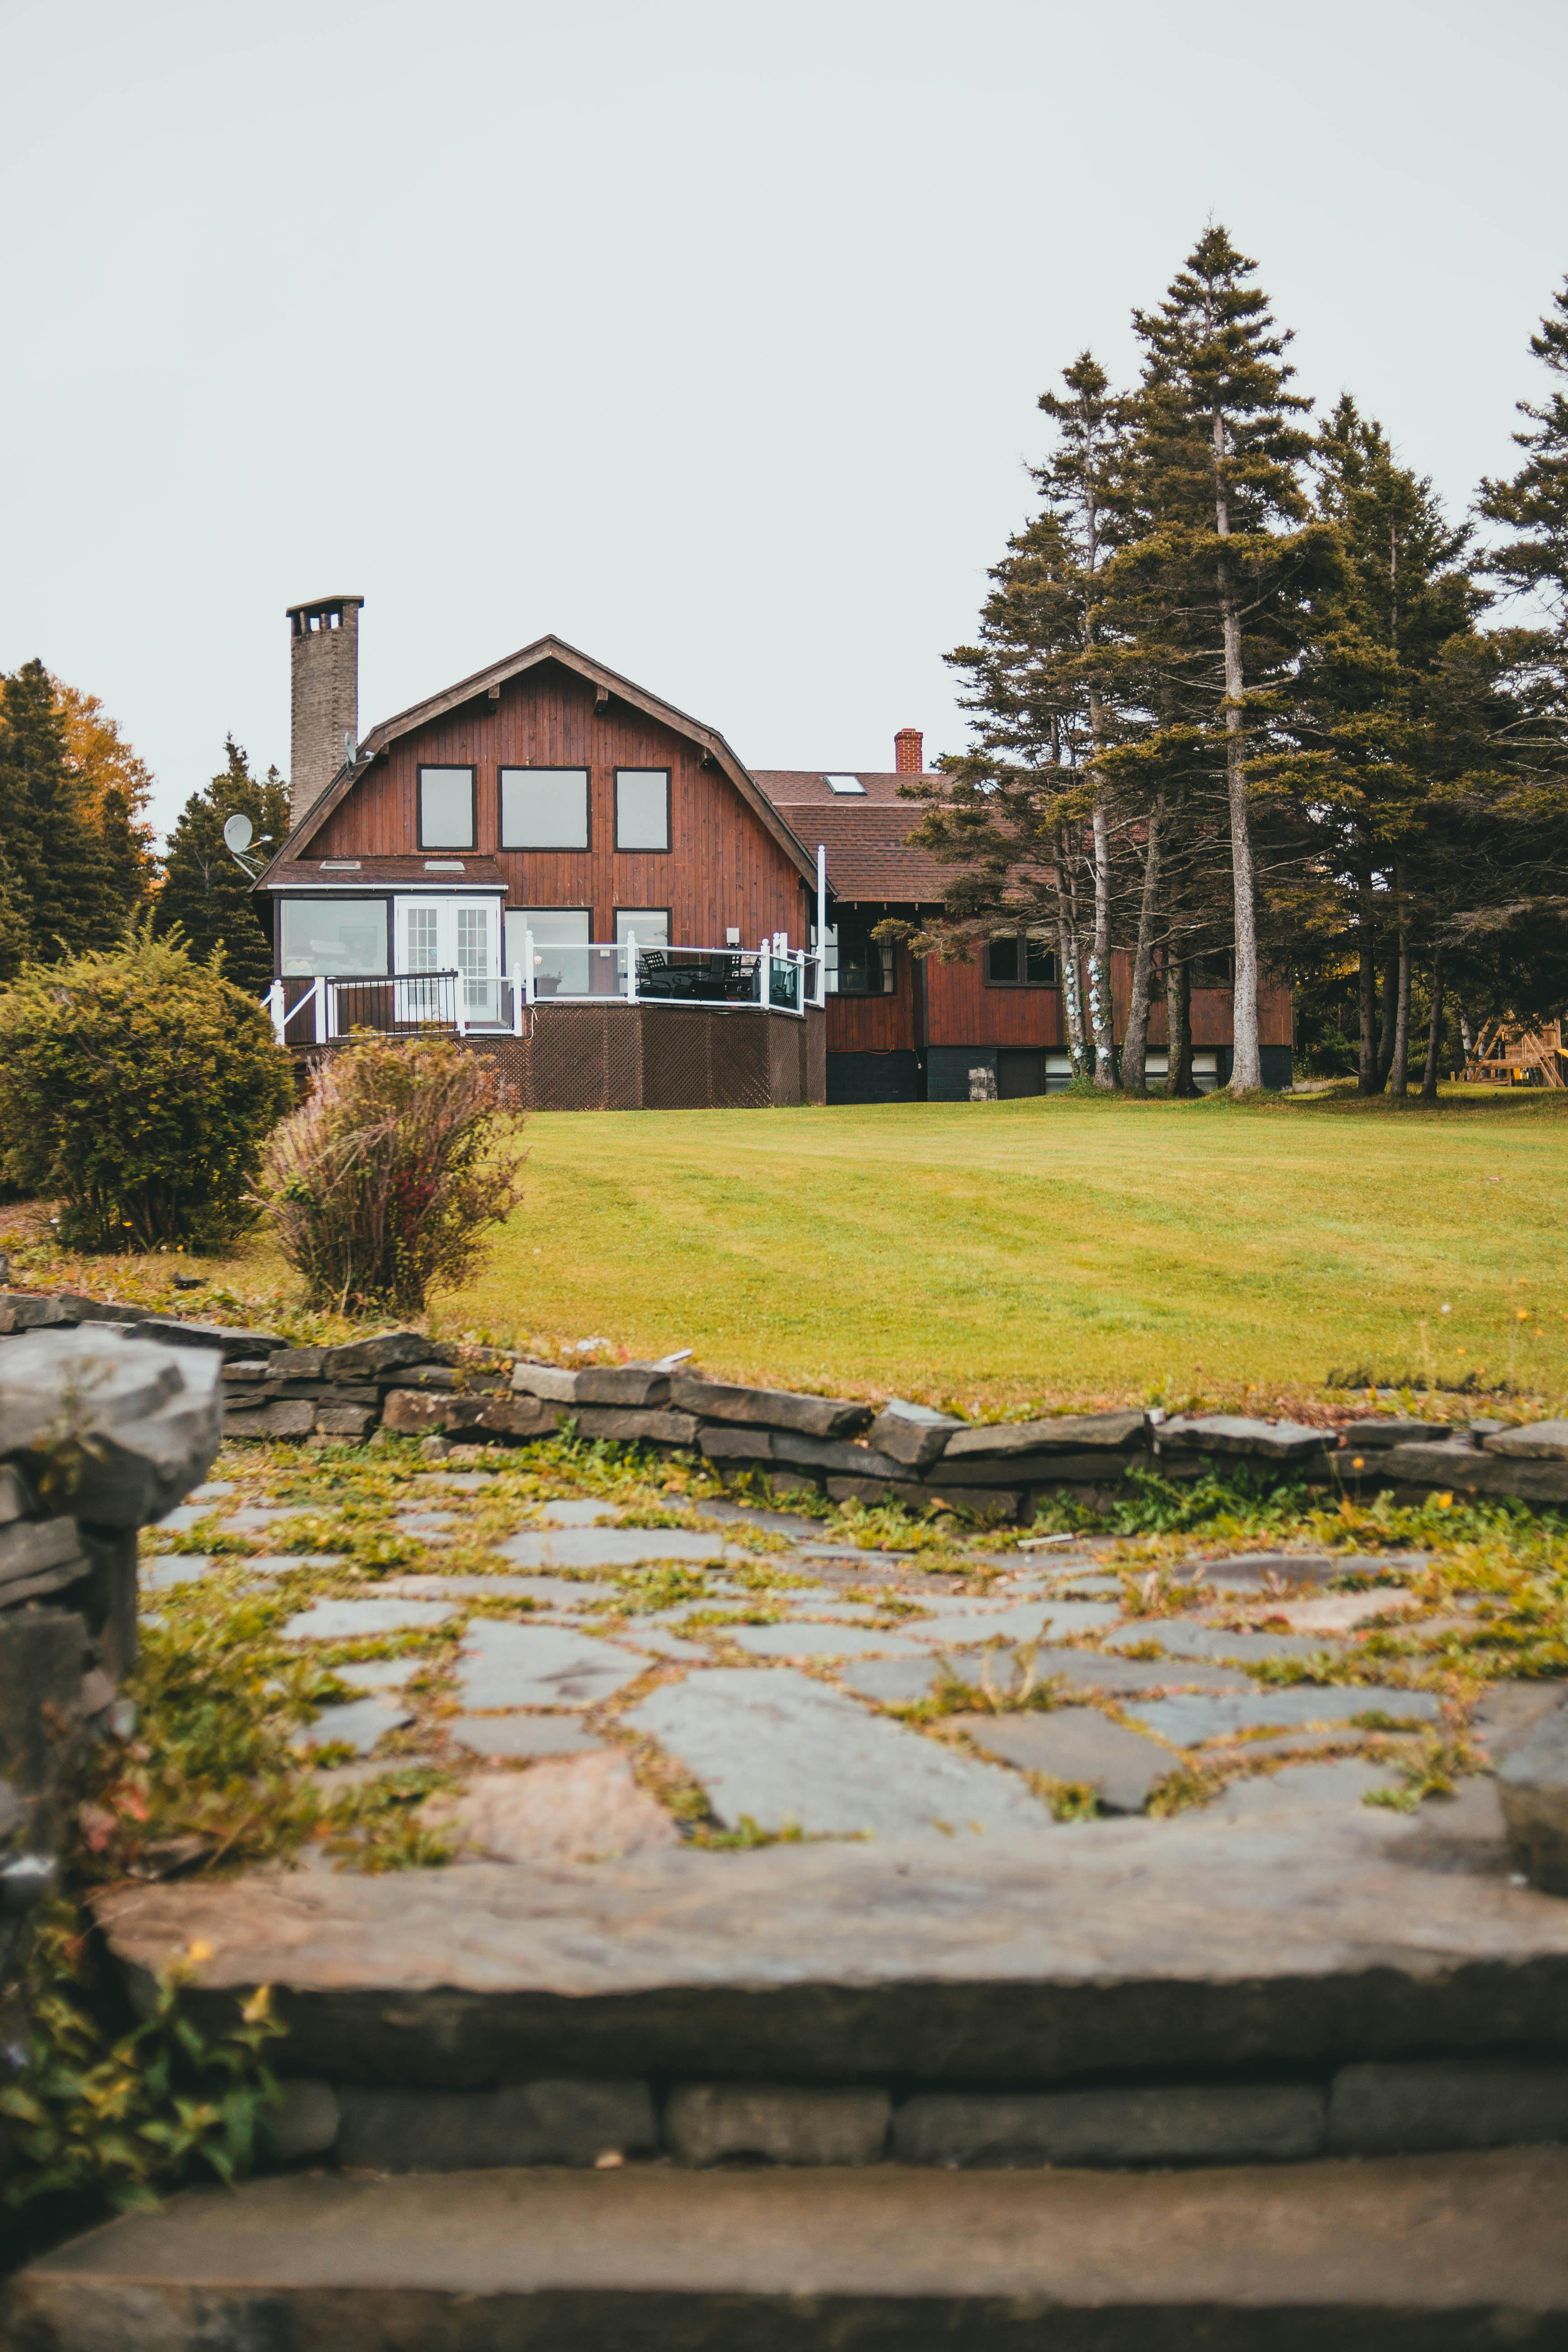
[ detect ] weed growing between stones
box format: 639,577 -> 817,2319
0,1908 -> 286,2215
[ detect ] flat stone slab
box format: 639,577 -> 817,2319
332,1659 -> 426,1691
909,1599 -> 1124,1646
429,1755 -> 679,1864
955,1710 -> 1177,1813
380,1574 -> 587,1602
456,1619 -> 651,1710
293,1696 -> 412,1756
1119,1687 -> 1442,1747
448,1717 -> 607,1761
835,1649 -> 1253,1707
16,2151 -> 1568,2347
245,1553 -> 346,1576
629,1668 -> 1055,1839
496,1530 -> 736,1570
92,1779 -> 1568,2088
280,1598 -> 458,1642
1126,1621 -> 1349,1666
723,1624 -> 928,1659
1203,1760 -> 1403,1815
140,1556 -> 215,1591
533,1501 -> 626,1526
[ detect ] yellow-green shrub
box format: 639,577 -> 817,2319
0,926 -> 295,1250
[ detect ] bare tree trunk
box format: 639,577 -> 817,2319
1212,410 -> 1260,1093
1053,826 -> 1089,1078
1120,798 -> 1164,1094
1165,949 -> 1196,1096
1359,945 -> 1380,1092
1087,787 -> 1117,1088
1389,857 -> 1412,1098
1421,944 -> 1444,1104
1357,903 -> 1381,1096
1376,947 -> 1399,1086
1459,1006 -> 1475,1060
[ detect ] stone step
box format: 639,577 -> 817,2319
12,2151 -> 1568,2349
96,1779 -> 1568,2089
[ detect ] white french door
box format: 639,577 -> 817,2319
393,897 -> 502,1023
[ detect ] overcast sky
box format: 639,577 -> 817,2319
5,0 -> 1565,838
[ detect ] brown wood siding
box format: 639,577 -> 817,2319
313,661 -> 810,947
925,956 -> 1064,1049
826,970 -> 916,1053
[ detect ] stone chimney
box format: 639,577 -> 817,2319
288,595 -> 363,826
894,726 -> 923,775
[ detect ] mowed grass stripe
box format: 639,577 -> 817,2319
426,1090 -> 1568,1410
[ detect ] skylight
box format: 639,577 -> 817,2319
824,774 -> 866,796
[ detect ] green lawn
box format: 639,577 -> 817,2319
431,1087 -> 1568,1415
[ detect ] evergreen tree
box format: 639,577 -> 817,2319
54,678 -> 159,913
156,740 -> 289,997
900,354 -> 1140,1083
1106,226 -> 1334,1091
0,660 -> 127,962
1281,398 -> 1485,1095
1479,277 -> 1568,666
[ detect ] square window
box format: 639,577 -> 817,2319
985,936 -> 1020,984
500,768 -> 589,850
615,769 -> 669,852
419,767 -> 475,849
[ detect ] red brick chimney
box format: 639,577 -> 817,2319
894,726 -> 923,775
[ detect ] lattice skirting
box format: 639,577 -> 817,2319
463,1005 -> 825,1111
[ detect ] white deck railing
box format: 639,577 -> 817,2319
267,937 -> 824,1046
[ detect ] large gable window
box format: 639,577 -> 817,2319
615,769 -> 670,852
500,768 -> 590,850
419,766 -> 476,850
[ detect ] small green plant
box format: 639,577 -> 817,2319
0,924 -> 294,1250
0,1909 -> 286,2211
260,1031 -> 526,1315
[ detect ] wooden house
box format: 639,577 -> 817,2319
257,599 -> 1293,1108
752,756 -> 1296,1099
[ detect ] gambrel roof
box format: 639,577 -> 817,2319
256,634 -> 819,890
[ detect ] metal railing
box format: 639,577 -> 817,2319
267,971 -> 527,1046
517,936 -> 823,1015
267,939 -> 825,1046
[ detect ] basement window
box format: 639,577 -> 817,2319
986,934 -> 1058,986
824,774 -> 866,795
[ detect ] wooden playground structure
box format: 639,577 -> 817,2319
1462,1017 -> 1568,1087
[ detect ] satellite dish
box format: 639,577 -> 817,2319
344,730 -> 357,766
222,814 -> 254,854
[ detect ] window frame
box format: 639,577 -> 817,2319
277,895 -> 392,979
984,932 -> 1060,989
417,764 -> 477,852
831,912 -> 896,998
498,765 -> 591,853
613,767 -> 672,854
613,906 -> 672,946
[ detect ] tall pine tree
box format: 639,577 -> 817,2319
1107,227 -> 1332,1091
0,660 -> 128,963
156,739 -> 289,996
